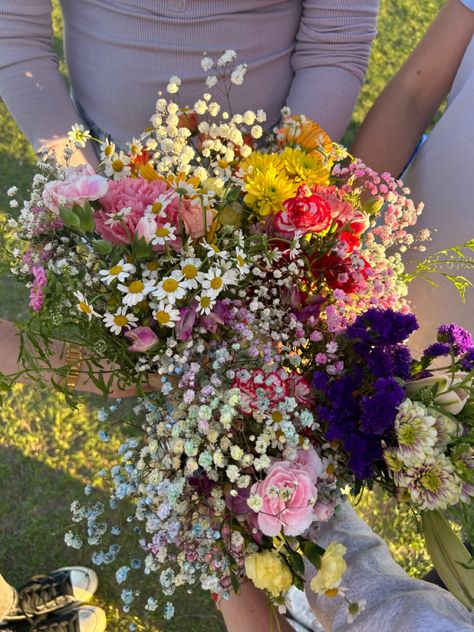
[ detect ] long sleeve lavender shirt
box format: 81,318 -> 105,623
0,0 -> 379,151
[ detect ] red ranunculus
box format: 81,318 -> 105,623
311,254 -> 371,294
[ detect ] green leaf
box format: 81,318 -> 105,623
72,203 -> 95,233
92,239 -> 113,255
59,205 -> 81,229
422,509 -> 474,610
132,235 -> 153,261
300,539 -> 325,569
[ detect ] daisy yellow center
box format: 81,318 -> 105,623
272,411 -> 283,423
128,280 -> 144,294
155,310 -> 171,325
156,226 -> 170,238
182,264 -> 198,279
237,255 -> 245,267
162,278 -> 179,293
112,159 -> 124,172
210,277 -> 223,290
109,265 -> 123,276
79,302 -> 92,314
200,296 -> 211,308
211,244 -> 220,253
147,261 -> 159,271
152,202 -> 163,214
104,146 -> 114,158
114,315 -> 129,327
326,463 -> 335,476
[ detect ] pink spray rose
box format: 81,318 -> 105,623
124,326 -> 159,352
251,461 -> 317,537
289,446 -> 323,481
179,198 -> 214,239
43,165 -> 108,211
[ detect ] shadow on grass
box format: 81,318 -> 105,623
0,433 -> 225,631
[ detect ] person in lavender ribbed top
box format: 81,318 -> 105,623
0,0 -> 379,163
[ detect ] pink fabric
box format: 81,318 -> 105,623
0,0 -> 379,150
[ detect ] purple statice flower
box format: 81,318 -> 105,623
423,342 -> 451,358
391,345 -> 412,380
312,370 -> 329,390
345,433 -> 383,480
438,323 -> 473,355
347,308 -> 418,346
460,347 -> 474,372
360,377 -> 406,435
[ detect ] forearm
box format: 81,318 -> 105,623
288,0 -> 380,140
219,581 -> 294,632
352,0 -> 474,175
0,0 -> 97,166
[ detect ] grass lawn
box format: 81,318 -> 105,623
0,1 -> 443,630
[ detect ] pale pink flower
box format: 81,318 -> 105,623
135,215 -> 158,243
251,461 -> 317,537
290,446 -> 323,481
179,198 -> 214,239
124,326 -> 159,352
43,168 -> 108,211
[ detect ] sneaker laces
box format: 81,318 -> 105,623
17,573 -> 73,618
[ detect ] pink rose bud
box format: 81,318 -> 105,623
180,198 -> 215,239
125,326 -> 159,352
135,215 -> 158,243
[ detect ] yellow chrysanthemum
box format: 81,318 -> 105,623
241,151 -> 282,176
281,146 -> 331,186
243,165 -> 297,217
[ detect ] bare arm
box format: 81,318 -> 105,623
0,318 -> 159,396
0,0 -> 97,166
287,0 -> 380,140
352,0 -> 474,175
219,581 -> 294,632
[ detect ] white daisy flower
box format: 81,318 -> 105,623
73,291 -> 100,321
153,271 -> 186,304
235,247 -> 250,275
118,278 -> 155,307
141,259 -> 161,279
67,124 -> 91,148
99,139 -> 116,161
151,222 -> 177,247
104,151 -> 132,180
180,257 -> 202,289
103,307 -> 138,335
201,240 -> 229,260
145,192 -> 177,217
199,266 -> 238,297
153,302 -> 180,328
99,260 -> 136,285
103,206 -> 132,228
197,291 -> 216,315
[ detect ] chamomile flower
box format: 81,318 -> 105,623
153,302 -> 180,328
104,206 -> 132,228
103,307 -> 138,335
99,260 -> 136,285
151,223 -> 177,247
145,192 -> 176,217
141,259 -> 161,280
197,291 -> 216,315
74,291 -> 100,321
99,139 -> 116,161
104,151 -> 132,180
67,124 -> 91,148
200,267 -> 237,297
201,240 -> 229,260
235,248 -> 250,275
153,271 -> 186,304
180,258 -> 202,289
118,278 -> 155,307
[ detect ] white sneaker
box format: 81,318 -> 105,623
0,605 -> 107,632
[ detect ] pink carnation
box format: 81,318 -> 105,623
251,461 -> 317,537
94,178 -> 179,245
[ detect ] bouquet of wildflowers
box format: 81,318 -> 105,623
3,52 -> 428,622
312,309 -> 474,609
